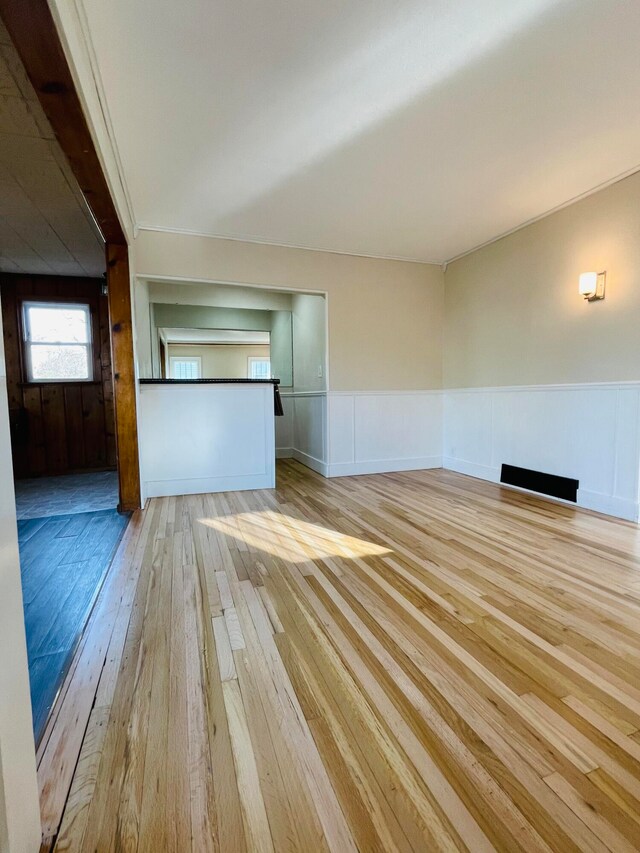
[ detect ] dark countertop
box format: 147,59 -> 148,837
139,378 -> 280,385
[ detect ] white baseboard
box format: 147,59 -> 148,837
288,383 -> 640,524
328,456 -> 442,478
443,456 -> 639,522
444,383 -> 640,523
578,490 -> 639,522
442,457 -> 499,482
144,471 -> 275,498
276,447 -> 293,459
292,448 -> 329,476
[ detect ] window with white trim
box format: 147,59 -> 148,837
23,301 -> 93,382
170,356 -> 202,379
248,357 -> 271,379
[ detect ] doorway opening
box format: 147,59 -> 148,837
159,327 -> 272,380
137,278 -> 329,477
2,278 -> 130,743
0,22 -> 130,745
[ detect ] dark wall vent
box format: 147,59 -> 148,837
500,464 -> 578,503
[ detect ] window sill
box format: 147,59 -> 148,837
19,380 -> 100,387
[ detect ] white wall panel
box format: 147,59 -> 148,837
292,394 -> 327,473
328,391 -> 442,477
139,383 -> 275,497
613,387 -> 640,504
277,382 -> 639,523
327,394 -> 354,465
444,390 -> 493,474
444,383 -> 640,521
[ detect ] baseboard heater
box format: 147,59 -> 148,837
500,464 -> 578,503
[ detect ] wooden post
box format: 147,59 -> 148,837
106,243 -> 141,511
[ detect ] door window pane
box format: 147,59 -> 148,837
29,345 -> 90,381
27,305 -> 90,343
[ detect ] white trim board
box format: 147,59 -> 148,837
444,162 -> 640,266
329,388 -> 443,396
328,456 -> 442,478
292,449 -> 328,476
135,224 -> 442,266
445,380 -> 640,394
144,472 -> 275,498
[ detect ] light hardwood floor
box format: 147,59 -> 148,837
42,460 -> 640,851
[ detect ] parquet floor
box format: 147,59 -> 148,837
46,461 -> 640,851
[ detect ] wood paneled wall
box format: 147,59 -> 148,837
1,273 -> 116,478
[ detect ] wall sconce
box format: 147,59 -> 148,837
579,271 -> 606,302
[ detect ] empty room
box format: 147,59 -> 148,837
1,1 -> 640,852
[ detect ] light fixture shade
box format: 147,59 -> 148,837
579,271 -> 606,301
579,271 -> 598,297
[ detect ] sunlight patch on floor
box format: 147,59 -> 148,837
199,510 -> 391,563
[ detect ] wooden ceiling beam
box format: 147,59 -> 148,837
0,0 -> 126,245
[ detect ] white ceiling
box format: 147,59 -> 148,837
78,0 -> 640,263
160,328 -> 270,345
0,20 -> 104,277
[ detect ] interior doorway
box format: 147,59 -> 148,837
0,18 -> 134,745
1,279 -> 130,743
2,285 -> 135,744
138,277 -> 328,475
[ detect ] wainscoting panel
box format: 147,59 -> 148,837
292,393 -> 327,474
281,384 -> 640,521
326,394 -> 354,466
327,391 -> 442,477
444,383 -> 640,521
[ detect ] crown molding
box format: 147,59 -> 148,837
445,163 -> 640,266
135,224 -> 444,267
136,159 -> 640,271
73,0 -> 137,232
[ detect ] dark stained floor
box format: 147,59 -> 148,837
18,508 -> 129,741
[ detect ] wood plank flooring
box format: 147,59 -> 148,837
46,460 -> 640,851
18,508 -> 129,741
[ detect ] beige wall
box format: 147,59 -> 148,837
134,231 -> 444,392
445,170 -> 640,388
167,344 -> 270,379
0,308 -> 40,853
